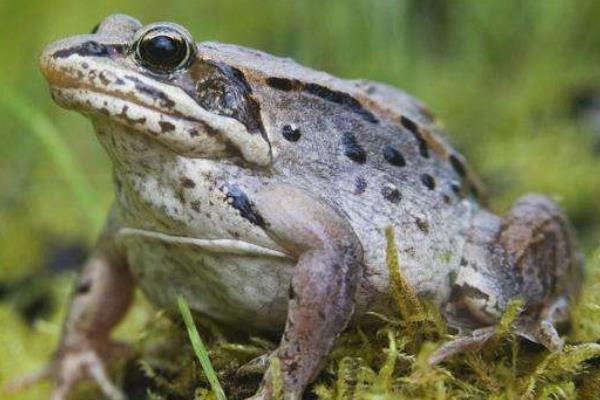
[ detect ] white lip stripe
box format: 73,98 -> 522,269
117,227 -> 290,259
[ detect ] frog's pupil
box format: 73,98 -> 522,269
139,35 -> 186,70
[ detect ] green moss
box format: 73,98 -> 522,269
95,233 -> 599,400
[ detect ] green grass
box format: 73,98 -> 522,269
177,296 -> 227,400
1,0 -> 600,399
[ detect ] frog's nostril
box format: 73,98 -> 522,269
90,23 -> 100,34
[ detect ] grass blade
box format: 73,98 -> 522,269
177,295 -> 227,400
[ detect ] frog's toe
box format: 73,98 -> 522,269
3,353 -> 120,400
236,352 -> 271,377
515,318 -> 564,353
428,326 -> 495,365
536,320 -> 565,352
51,349 -> 126,400
6,341 -> 130,400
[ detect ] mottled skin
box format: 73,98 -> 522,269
19,14 -> 581,400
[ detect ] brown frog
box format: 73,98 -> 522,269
22,14 -> 582,400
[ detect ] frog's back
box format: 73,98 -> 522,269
198,42 -> 483,307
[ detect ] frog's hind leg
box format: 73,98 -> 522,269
515,296 -> 569,352
429,298 -> 567,366
428,326 -> 496,365
431,194 -> 581,365
498,194 -> 582,351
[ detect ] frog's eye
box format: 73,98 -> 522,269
134,27 -> 192,73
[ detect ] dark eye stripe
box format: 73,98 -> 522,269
53,41 -> 110,59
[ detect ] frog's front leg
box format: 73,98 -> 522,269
248,186 -> 363,400
7,217 -> 134,400
433,194 -> 582,364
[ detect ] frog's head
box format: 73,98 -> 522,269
39,14 -> 271,166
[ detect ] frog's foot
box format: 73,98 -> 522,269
428,327 -> 495,365
430,297 -> 569,365
515,297 -> 569,352
5,340 -> 131,400
236,352 -> 271,377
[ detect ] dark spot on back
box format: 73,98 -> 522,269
415,217 -> 430,233
354,176 -> 367,194
181,177 -> 196,188
282,124 -> 301,142
381,185 -> 402,204
304,83 -> 379,124
222,184 -> 265,227
383,145 -> 406,167
266,77 -> 295,91
190,200 -> 201,212
451,182 -> 462,196
341,132 -> 366,164
421,174 -> 436,190
400,116 -> 429,158
159,121 -> 175,133
449,154 -> 467,177
400,115 -> 418,133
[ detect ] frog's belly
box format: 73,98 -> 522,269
119,231 -> 295,332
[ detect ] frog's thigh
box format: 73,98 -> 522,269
251,185 -> 364,399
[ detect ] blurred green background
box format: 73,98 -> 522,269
1,0 -> 600,398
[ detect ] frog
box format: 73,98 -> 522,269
22,13 -> 582,400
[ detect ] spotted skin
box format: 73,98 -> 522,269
27,13 -> 583,400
